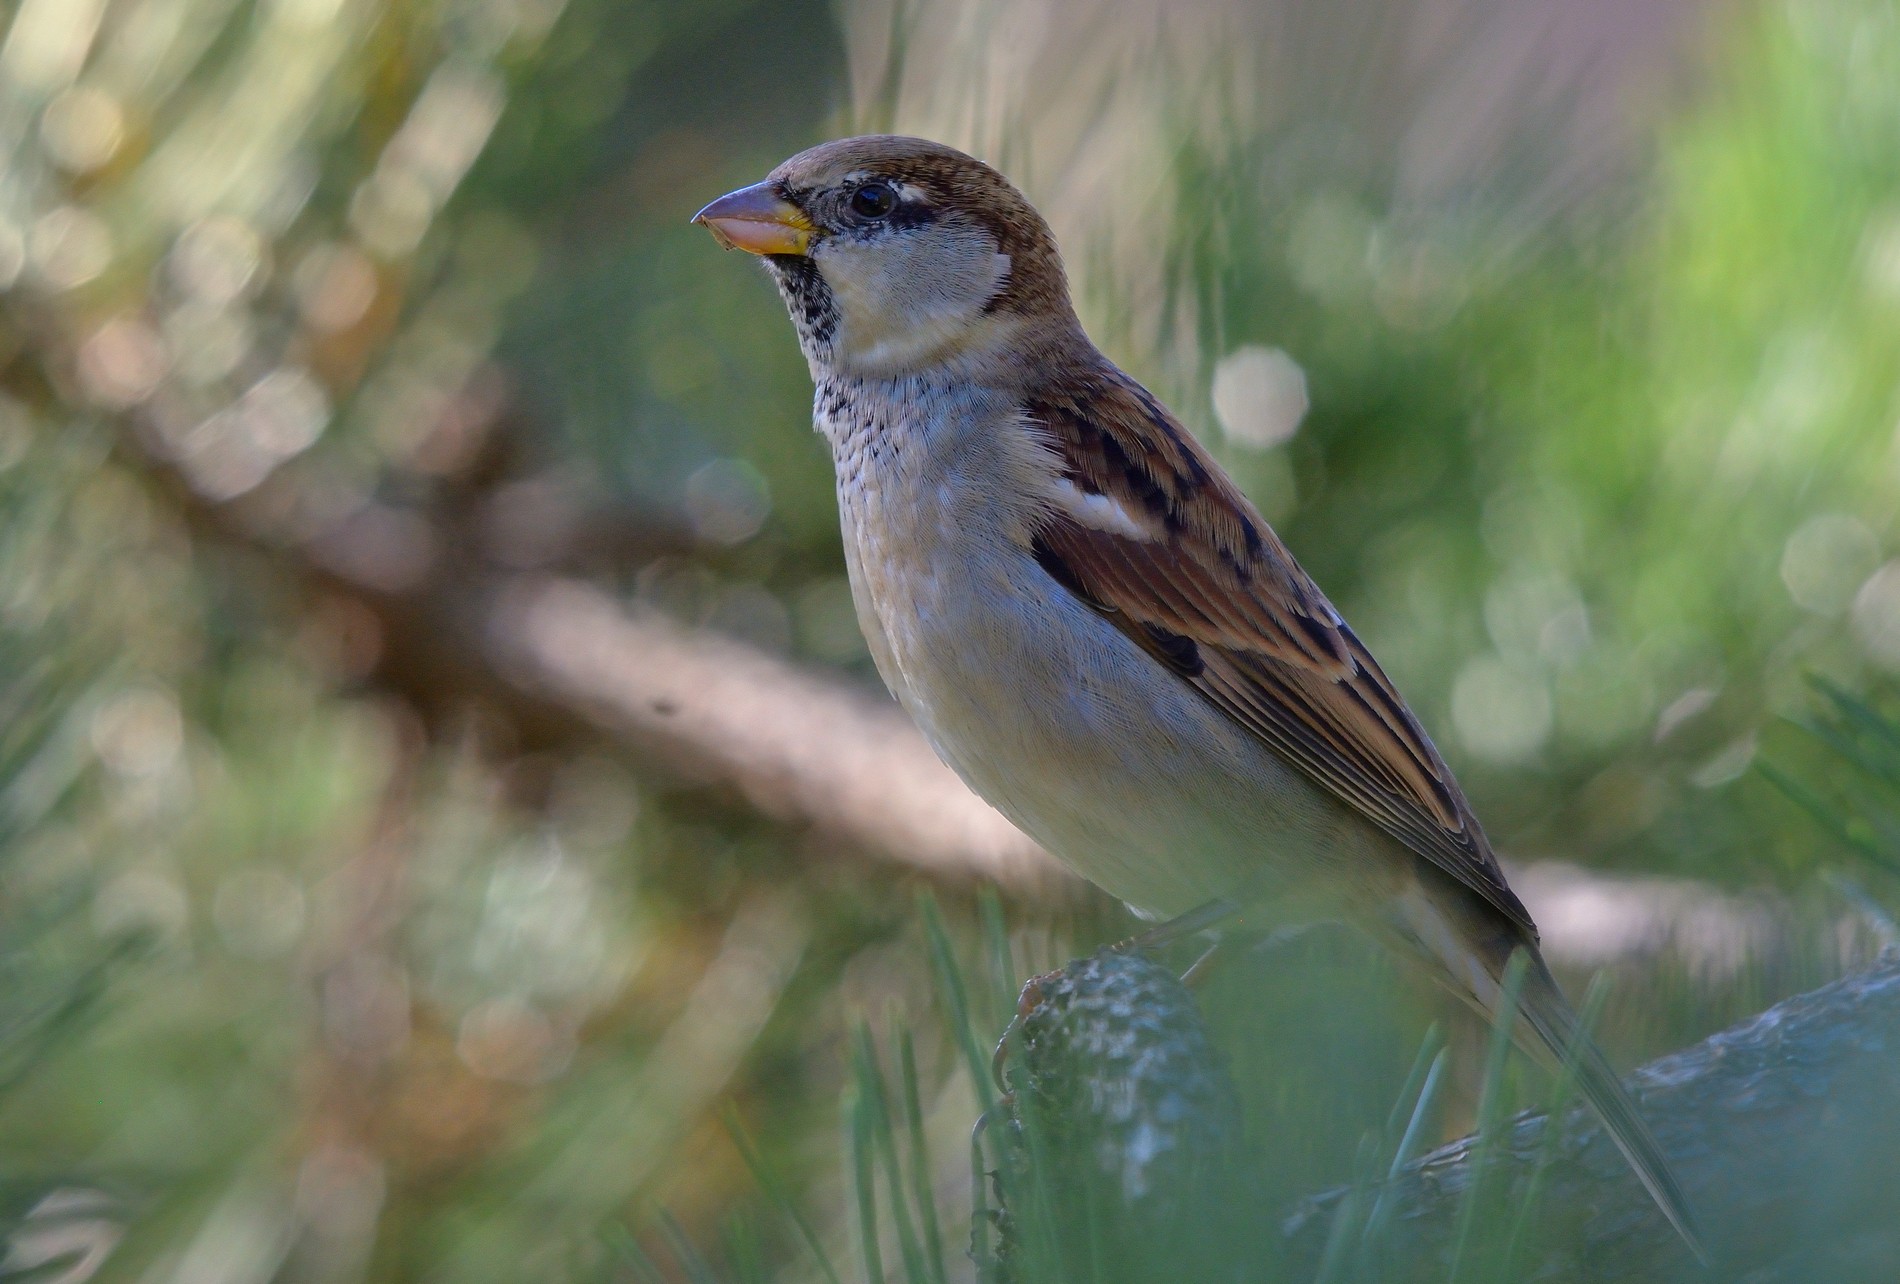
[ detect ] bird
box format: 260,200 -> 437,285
694,134 -> 1704,1258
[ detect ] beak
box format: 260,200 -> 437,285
692,181 -> 814,256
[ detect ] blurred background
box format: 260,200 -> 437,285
0,0 -> 1897,1278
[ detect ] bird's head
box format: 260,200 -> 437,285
694,136 -> 1077,379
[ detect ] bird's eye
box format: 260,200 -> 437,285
849,181 -> 897,219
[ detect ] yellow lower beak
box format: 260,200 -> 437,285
692,181 -> 814,256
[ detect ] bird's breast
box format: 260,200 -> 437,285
813,375 -> 1386,918
820,381 -> 1133,744
818,378 -> 1056,716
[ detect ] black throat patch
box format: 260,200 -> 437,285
765,255 -> 838,356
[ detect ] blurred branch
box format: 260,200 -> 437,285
123,407 -> 1065,893
484,577 -> 1058,890
128,414 -> 1860,941
1283,950 -> 1900,1282
1507,860 -> 1824,977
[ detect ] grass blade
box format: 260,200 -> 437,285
920,893 -> 997,1113
1825,871 -> 1900,948
720,1106 -> 842,1284
1447,950 -> 1529,1284
1813,676 -> 1900,766
897,1026 -> 949,1284
848,1087 -> 886,1284
603,1224 -> 666,1284
721,1213 -> 766,1284
1361,1045 -> 1449,1254
1312,1134 -> 1379,1284
1802,720 -> 1900,795
659,1209 -> 722,1284
1758,760 -> 1900,876
1381,1022 -> 1446,1153
978,888 -> 1017,1023
853,1020 -> 931,1283
1499,973 -> 1611,1278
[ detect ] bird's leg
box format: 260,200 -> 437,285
1110,896 -> 1243,986
1111,895 -> 1242,954
1176,918 -> 1323,988
1246,921 -> 1322,957
1179,939 -> 1225,988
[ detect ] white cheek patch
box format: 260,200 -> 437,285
1050,477 -> 1155,540
817,223 -> 1014,374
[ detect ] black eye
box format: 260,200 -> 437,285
849,181 -> 897,220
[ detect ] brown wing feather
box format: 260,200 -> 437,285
1027,366 -> 1533,933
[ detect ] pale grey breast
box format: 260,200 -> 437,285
811,374 -> 1393,919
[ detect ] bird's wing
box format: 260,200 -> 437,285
1025,365 -> 1533,933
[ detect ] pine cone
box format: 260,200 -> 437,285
983,949 -> 1251,1282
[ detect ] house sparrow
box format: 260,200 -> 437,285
695,135 -> 1703,1256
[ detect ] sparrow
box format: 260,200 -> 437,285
694,135 -> 1703,1257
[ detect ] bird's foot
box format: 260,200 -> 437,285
1110,896 -> 1241,955
1179,939 -> 1224,988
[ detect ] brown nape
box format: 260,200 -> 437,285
769,135 -> 1074,320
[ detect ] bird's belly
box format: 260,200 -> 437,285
846,521 -> 1390,920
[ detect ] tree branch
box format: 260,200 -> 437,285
482,576 -> 1058,891
1283,950 -> 1900,1281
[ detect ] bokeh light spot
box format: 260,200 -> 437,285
1,0 -> 107,94
163,302 -> 254,387
93,868 -> 189,941
1484,569 -> 1591,667
1780,513 -> 1879,615
90,685 -> 184,779
1852,561 -> 1900,670
1211,345 -> 1308,450
78,315 -> 168,408
39,85 -> 123,173
684,458 -> 771,546
350,170 -> 435,259
1451,654 -> 1552,764
294,243 -> 380,333
170,216 -> 266,306
28,206 -> 112,290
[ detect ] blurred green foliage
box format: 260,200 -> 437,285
1165,0 -> 1900,887
0,0 -> 1896,1278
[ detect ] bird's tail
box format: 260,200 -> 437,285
1395,888 -> 1708,1263
1513,950 -> 1707,1262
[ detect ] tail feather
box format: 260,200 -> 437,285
1515,954 -> 1708,1264
1393,887 -> 1707,1262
